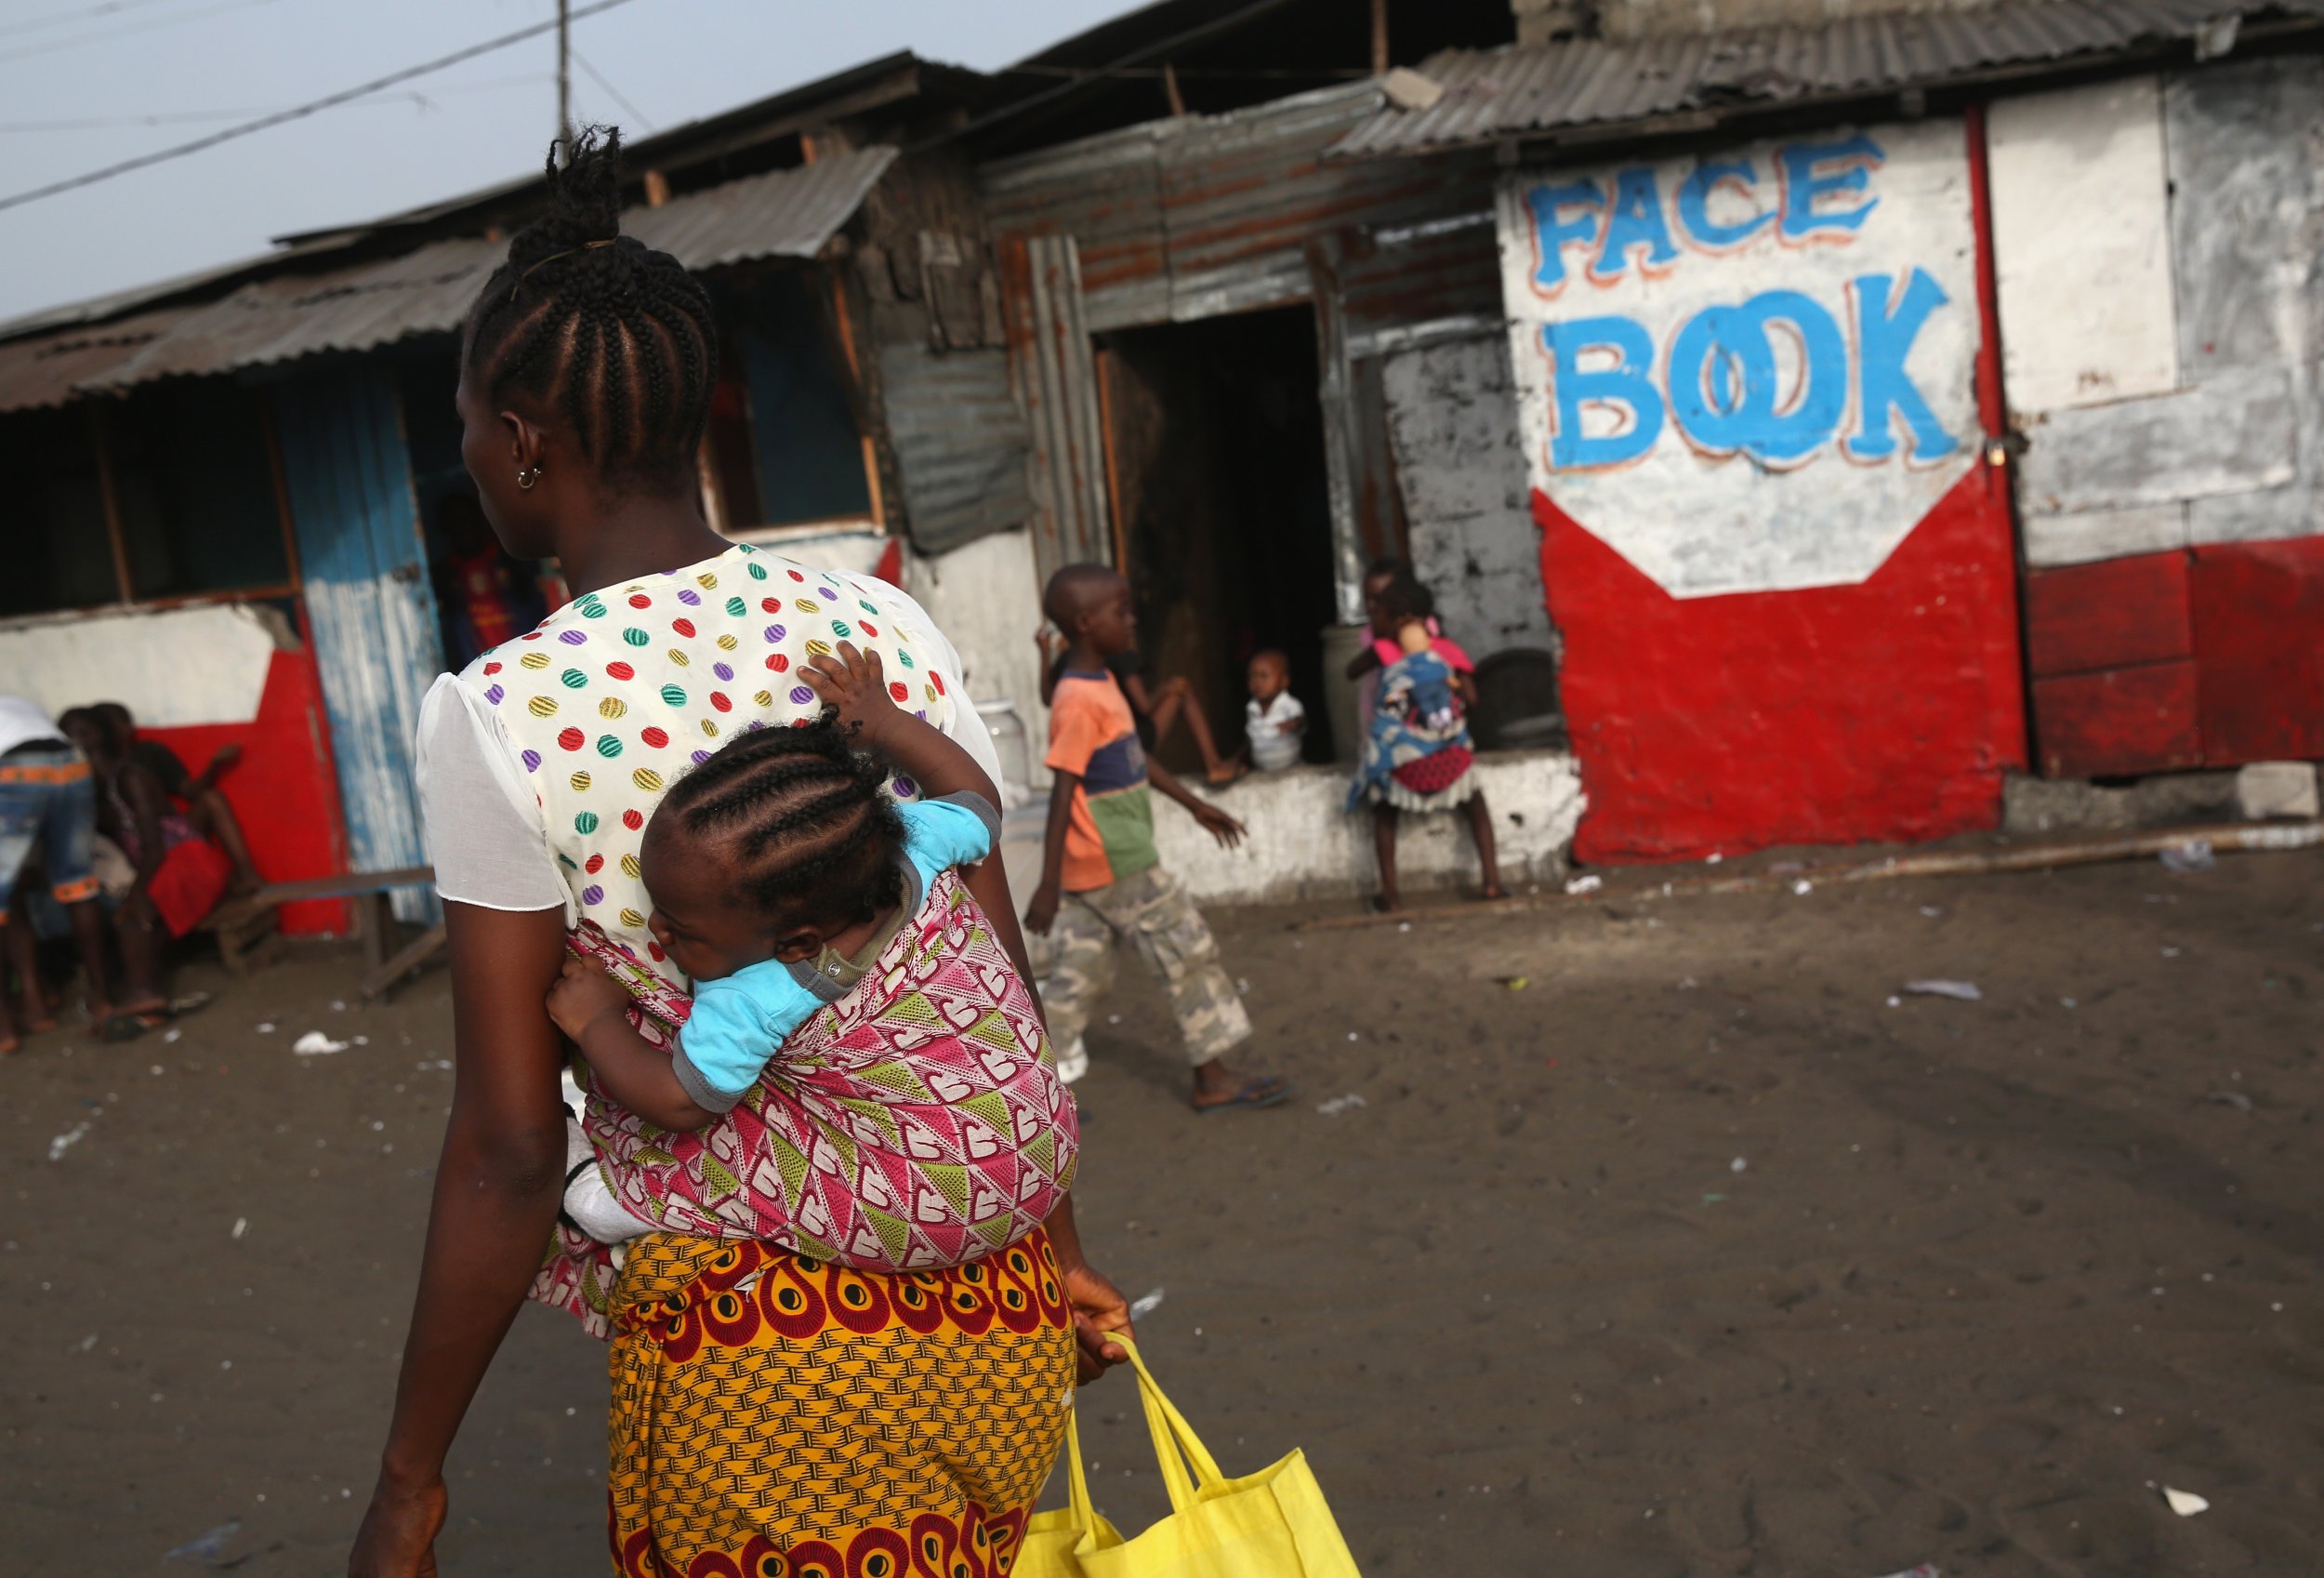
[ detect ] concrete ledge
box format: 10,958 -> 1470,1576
2002,770 -> 2238,835
997,749 -> 1583,911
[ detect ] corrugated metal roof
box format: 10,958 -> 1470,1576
0,307 -> 190,414
1331,0 -> 2324,157
38,147 -> 898,397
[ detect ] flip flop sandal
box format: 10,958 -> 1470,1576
166,991 -> 214,1017
1193,1076 -> 1289,1115
99,1014 -> 149,1043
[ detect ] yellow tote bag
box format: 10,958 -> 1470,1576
1013,1335 -> 1362,1578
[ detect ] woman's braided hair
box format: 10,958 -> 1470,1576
660,717 -> 906,928
463,126 -> 716,492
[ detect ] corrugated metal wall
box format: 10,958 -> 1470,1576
981,82 -> 1490,336
877,340 -> 1035,556
997,233 -> 1112,582
273,364 -> 444,920
1996,58 -> 2324,775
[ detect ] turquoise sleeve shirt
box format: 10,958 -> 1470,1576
897,791 -> 997,892
669,791 -> 998,1114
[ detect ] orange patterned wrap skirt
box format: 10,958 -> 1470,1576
607,1228 -> 1075,1578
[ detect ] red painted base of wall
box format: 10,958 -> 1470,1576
143,650 -> 350,935
1538,465 -> 2027,864
2024,536 -> 2324,776
2190,536 -> 2324,765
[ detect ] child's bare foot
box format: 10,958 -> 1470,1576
1477,883 -> 1508,901
1190,1058 -> 1288,1114
1368,893 -> 1400,914
1206,762 -> 1248,788
0,1032 -> 19,1057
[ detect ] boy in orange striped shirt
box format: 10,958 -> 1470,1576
1025,566 -> 1287,1114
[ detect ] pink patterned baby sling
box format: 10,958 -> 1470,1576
531,869 -> 1079,1338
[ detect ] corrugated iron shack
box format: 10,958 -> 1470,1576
1327,0 -> 2324,864
0,54 -> 1042,924
3,0 -> 1579,919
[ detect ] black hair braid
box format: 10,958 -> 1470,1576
663,718 -> 907,928
463,125 -> 718,493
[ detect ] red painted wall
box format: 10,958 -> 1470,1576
1538,462 -> 2028,863
2190,536 -> 2324,765
140,649 -> 351,935
2023,537 -> 2324,776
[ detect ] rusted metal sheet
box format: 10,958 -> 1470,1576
998,233 -> 1112,581
0,308 -> 187,414
47,149 -> 898,395
1334,193 -> 1502,359
875,340 -> 1034,556
982,122 -> 1171,335
1332,0 -> 2324,158
982,82 -> 1486,334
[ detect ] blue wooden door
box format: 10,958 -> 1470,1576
274,364 -> 445,922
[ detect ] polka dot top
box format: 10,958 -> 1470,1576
415,543 -> 992,995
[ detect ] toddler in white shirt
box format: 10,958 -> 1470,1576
1243,649 -> 1306,773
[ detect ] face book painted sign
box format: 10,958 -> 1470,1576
1496,120 -> 1981,599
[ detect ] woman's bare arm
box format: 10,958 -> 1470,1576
350,902 -> 570,1578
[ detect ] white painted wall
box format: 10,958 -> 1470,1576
997,749 -> 1584,911
1494,118 -> 1982,599
0,601 -> 288,725
905,526 -> 1049,797
1380,335 -> 1557,659
2000,60 -> 2324,566
1988,77 -> 2179,416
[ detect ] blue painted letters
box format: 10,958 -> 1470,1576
1545,317 -> 1664,471
1668,292 -> 1849,464
1592,167 -> 1681,281
1676,159 -> 1774,251
1526,179 -> 1604,297
1778,134 -> 1883,240
1845,268 -> 1961,463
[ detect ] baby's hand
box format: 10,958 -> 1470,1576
547,956 -> 632,1041
801,641 -> 894,738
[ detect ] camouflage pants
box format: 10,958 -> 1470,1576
1044,863 -> 1250,1067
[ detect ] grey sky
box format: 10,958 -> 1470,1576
0,0 -> 1129,325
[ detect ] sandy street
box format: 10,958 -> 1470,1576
3,846 -> 2319,1575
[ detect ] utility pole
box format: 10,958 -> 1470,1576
556,0 -> 572,147
1371,0 -> 1390,75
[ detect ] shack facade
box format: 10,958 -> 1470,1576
0,57 -> 1059,927
1336,0 -> 2324,862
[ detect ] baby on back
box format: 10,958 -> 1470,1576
546,642 -> 1076,1273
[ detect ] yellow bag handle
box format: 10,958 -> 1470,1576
1062,1400 -> 1099,1532
1108,1333 -> 1227,1514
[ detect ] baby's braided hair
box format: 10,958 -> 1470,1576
659,717 -> 906,929
462,126 -> 716,492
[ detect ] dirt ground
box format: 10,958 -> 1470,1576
3,844 -> 2320,1576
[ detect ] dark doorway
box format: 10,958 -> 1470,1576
1098,306 -> 1339,772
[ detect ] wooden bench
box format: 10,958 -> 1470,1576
199,867 -> 438,994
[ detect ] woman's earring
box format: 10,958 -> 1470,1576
516,463 -> 542,491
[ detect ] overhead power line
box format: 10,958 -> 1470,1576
0,0 -> 642,217
0,0 -> 205,43
0,73 -> 551,135
918,0 -> 1311,151
572,47 -> 654,132
0,0 -> 291,65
